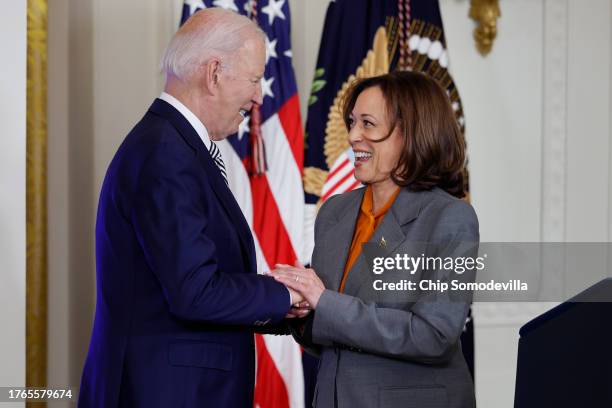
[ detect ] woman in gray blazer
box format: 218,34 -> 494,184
274,71 -> 479,408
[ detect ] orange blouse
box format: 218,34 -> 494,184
338,185 -> 401,292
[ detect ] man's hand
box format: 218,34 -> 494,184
285,301 -> 312,319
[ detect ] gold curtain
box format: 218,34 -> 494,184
26,0 -> 48,402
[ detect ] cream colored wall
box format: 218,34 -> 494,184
440,0 -> 612,407
48,0 -> 95,396
92,1 -> 176,191
0,1 -> 26,405
45,1 -> 612,407
47,0 -> 71,396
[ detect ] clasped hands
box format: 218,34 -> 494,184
268,262 -> 325,319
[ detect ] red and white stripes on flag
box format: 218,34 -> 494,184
217,97 -> 306,408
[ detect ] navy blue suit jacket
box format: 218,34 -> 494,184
78,99 -> 290,407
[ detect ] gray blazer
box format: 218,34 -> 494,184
294,186 -> 479,408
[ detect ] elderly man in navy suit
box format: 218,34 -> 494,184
79,8 -> 303,407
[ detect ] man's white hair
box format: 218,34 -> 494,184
161,8 -> 265,80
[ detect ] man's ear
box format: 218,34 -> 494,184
203,58 -> 222,94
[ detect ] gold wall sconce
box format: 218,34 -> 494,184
469,0 -> 501,56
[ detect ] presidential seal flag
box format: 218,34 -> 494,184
181,1 -> 305,407
302,0 -> 474,380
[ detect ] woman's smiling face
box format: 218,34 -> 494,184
348,86 -> 404,185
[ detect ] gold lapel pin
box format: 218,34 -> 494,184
379,236 -> 387,247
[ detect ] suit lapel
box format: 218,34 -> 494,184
342,188 -> 424,296
195,150 -> 257,269
320,189 -> 364,291
148,99 -> 256,267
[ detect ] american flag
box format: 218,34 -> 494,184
181,1 -> 305,407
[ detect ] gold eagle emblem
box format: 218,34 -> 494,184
303,26 -> 390,201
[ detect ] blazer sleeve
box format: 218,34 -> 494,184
287,313 -> 321,357
131,141 -> 290,326
310,199 -> 479,364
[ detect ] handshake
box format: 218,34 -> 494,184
266,262 -> 326,319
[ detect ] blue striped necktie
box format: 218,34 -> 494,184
208,142 -> 228,186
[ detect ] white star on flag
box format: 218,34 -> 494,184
261,76 -> 275,99
265,37 -> 278,63
212,0 -> 238,12
243,0 -> 254,17
261,0 -> 286,25
238,115 -> 250,140
284,49 -> 292,58
184,0 -> 206,15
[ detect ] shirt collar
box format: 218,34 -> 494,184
159,91 -> 211,150
362,185 -> 401,218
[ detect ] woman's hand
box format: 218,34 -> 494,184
271,262 -> 326,309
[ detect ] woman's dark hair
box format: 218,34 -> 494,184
342,71 -> 466,198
